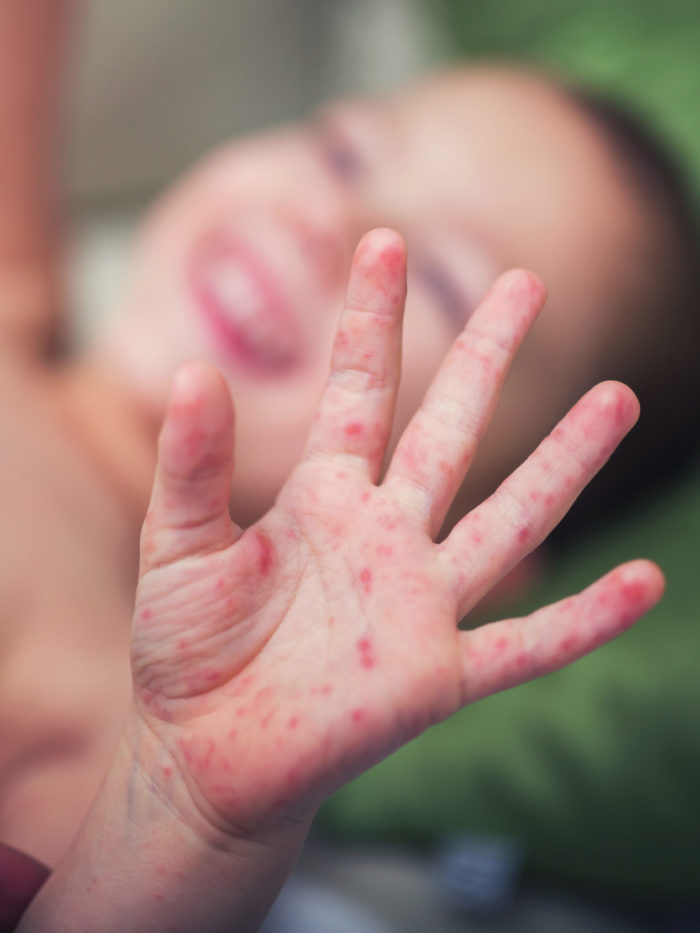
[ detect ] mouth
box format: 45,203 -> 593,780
188,228 -> 302,377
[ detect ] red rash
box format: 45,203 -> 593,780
357,637 -> 375,670
517,527 -> 531,545
344,421 -> 364,436
359,568 -> 373,593
287,717 -> 299,730
351,708 -> 365,723
254,530 -> 274,576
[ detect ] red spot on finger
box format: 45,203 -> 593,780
359,567 -> 373,593
344,421 -> 364,436
621,578 -> 646,605
559,634 -> 577,653
517,527 -> 531,545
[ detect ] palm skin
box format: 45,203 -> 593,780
130,229 -> 663,843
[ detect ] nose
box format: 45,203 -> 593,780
280,175 -> 369,297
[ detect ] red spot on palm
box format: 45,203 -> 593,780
254,530 -> 274,575
359,567 -> 372,593
361,491 -> 370,503
357,637 -> 375,669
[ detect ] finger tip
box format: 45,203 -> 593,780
591,380 -> 640,430
170,360 -> 231,412
619,559 -> 666,614
499,268 -> 547,309
355,228 -> 407,273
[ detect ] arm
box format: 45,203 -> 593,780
17,229 -> 664,931
0,0 -> 75,356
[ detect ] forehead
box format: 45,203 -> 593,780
381,68 -> 635,251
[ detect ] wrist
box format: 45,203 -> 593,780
18,710 -> 313,933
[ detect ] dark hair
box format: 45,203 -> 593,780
549,86 -> 700,547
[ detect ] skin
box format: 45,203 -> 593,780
0,0 -> 663,897
19,231 -> 663,931
98,65 -> 650,527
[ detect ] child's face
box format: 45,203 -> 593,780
103,67 -> 646,527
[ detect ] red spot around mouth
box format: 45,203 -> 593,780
344,421 -> 364,436
359,567 -> 373,593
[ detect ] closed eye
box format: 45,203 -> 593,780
310,115 -> 368,184
413,258 -> 470,328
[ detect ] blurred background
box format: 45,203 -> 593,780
61,2 -> 700,930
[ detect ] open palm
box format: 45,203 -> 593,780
131,229 -> 663,840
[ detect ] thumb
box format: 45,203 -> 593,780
140,360 -> 240,573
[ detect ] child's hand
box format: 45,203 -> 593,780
131,228 -> 663,845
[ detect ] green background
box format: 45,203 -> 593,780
321,2 -> 700,900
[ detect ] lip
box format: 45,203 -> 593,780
188,229 -> 303,377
